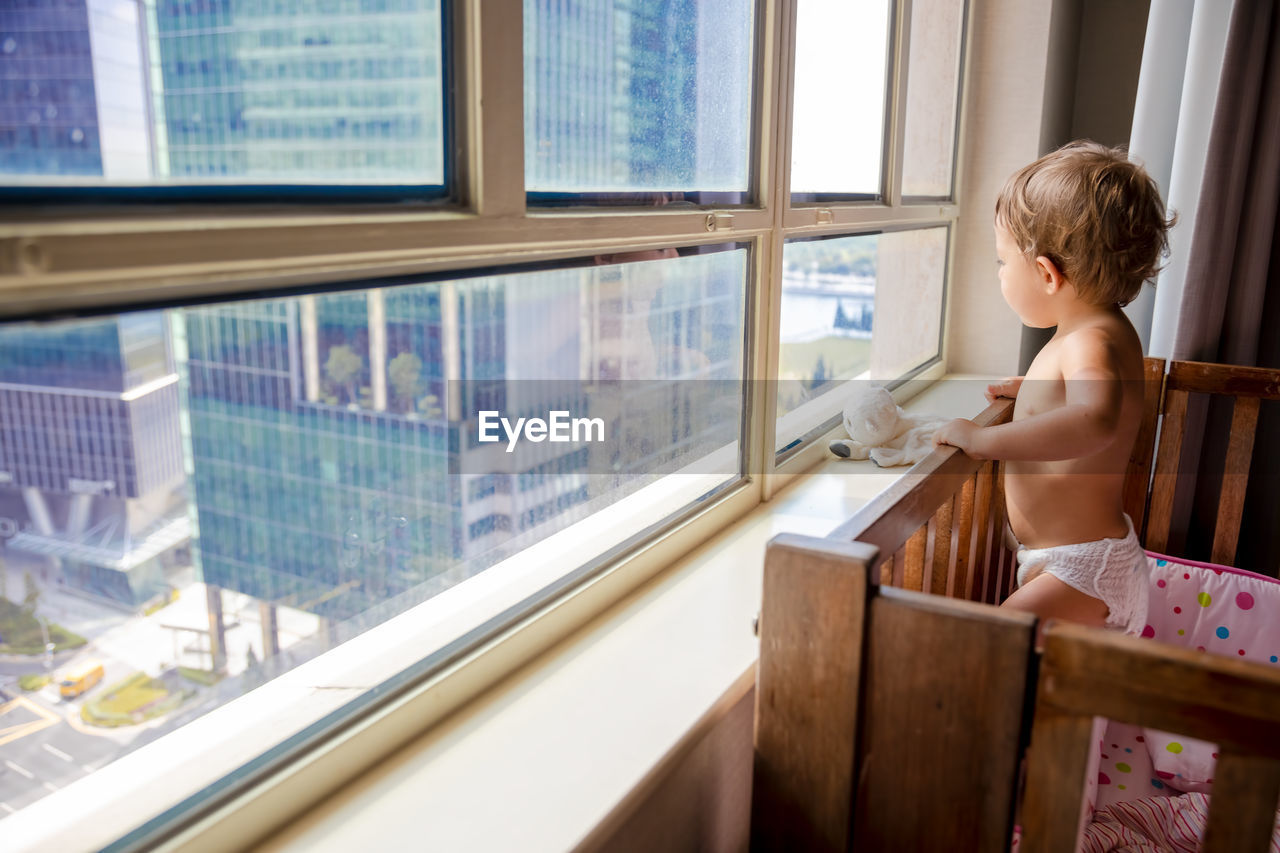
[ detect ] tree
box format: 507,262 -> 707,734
810,355 -> 828,390
387,352 -> 423,413
22,571 -> 39,615
324,345 -> 364,404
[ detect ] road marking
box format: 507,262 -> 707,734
42,743 -> 73,762
42,781 -> 58,793
0,719 -> 57,749
4,760 -> 33,779
0,801 -> 14,814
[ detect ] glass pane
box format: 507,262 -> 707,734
790,0 -> 892,197
901,0 -> 966,198
0,0 -> 445,187
0,247 -> 745,836
523,0 -> 755,199
776,227 -> 947,452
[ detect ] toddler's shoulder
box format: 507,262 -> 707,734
1060,314 -> 1143,377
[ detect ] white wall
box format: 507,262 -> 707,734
947,0 -> 1065,375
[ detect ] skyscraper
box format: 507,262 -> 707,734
0,0 -> 153,178
150,0 -> 444,182
523,0 -> 751,192
0,313 -> 188,605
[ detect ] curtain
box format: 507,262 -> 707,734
1140,0 -> 1280,571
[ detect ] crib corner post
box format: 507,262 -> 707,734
751,534 -> 878,853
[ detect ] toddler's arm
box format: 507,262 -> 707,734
935,331 -> 1124,461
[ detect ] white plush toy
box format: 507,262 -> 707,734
829,386 -> 947,467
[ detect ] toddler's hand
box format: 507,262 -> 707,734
933,418 -> 988,459
985,376 -> 1024,404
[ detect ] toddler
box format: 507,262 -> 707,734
934,141 -> 1173,636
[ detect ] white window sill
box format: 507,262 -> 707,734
252,375 -> 992,852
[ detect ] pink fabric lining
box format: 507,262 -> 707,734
1143,550 -> 1280,585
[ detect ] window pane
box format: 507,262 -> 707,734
523,0 -> 755,198
790,0 -> 892,198
901,0 -> 966,198
0,0 -> 445,187
776,226 -> 947,452
0,247 -> 745,835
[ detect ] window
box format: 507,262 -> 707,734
0,0 -> 968,847
0,0 -> 447,198
790,0 -> 892,200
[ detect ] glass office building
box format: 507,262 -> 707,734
0,314 -> 188,605
0,0 -> 153,179
179,251 -> 743,647
151,0 -> 445,182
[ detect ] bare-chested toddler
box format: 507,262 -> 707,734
934,141 -> 1173,637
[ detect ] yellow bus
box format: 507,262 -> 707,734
59,660 -> 104,699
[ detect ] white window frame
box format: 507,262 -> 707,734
0,0 -> 973,847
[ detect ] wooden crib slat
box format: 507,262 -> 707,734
921,516 -> 938,594
903,526 -> 927,591
879,555 -> 893,586
988,461 -> 1009,604
852,589 -> 1036,852
953,475 -> 977,599
1211,396 -> 1260,566
972,463 -> 994,603
752,535 -> 879,852
1020,712 -> 1096,853
1202,752 -> 1280,853
929,496 -> 954,596
1124,357 -> 1166,534
1146,387 -> 1188,553
891,546 -> 906,587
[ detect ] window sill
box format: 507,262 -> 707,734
252,376 -> 992,852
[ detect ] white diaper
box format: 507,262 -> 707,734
1014,515 -> 1150,634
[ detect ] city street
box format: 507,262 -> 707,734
0,556 -> 320,816
1,555 -> 320,814
0,690 -> 122,814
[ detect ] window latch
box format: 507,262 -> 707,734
705,212 -> 733,232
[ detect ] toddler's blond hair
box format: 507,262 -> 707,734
995,141 -> 1174,307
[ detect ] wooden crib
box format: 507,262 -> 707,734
751,359 -> 1280,852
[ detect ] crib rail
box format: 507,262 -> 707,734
828,397 -> 1015,603
752,535 -> 1280,853
751,534 -> 1037,852
1146,360 -> 1280,566
1022,622 -> 1280,853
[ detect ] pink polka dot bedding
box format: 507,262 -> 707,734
1081,552 -> 1280,851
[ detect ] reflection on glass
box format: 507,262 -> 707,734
776,227 -> 947,449
0,247 -> 745,819
0,0 -> 445,184
790,0 -> 892,197
523,0 -> 754,196
901,0 -> 966,198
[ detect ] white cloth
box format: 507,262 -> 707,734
829,412 -> 948,467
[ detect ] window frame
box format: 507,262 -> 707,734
0,0 -> 973,848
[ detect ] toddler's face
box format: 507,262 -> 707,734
994,223 -> 1056,328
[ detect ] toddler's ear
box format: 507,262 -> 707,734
1035,255 -> 1066,293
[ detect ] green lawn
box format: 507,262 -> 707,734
0,598 -> 87,655
82,670 -> 193,728
779,336 -> 872,383
778,336 -> 873,413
